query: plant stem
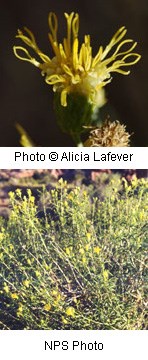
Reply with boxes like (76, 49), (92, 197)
(71, 133), (83, 147)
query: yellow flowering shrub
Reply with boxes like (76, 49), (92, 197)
(0, 177), (147, 330)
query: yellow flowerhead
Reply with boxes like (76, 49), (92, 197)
(3, 284), (9, 294)
(11, 293), (19, 300)
(43, 303), (51, 311)
(0, 233), (4, 241)
(17, 303), (23, 316)
(86, 232), (91, 240)
(103, 270), (109, 282)
(65, 306), (75, 317)
(93, 246), (101, 254)
(13, 12), (141, 107)
(23, 279), (30, 288)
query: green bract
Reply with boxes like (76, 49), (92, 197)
(54, 92), (94, 144)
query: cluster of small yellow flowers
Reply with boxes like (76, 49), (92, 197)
(42, 288), (63, 312)
(17, 303), (23, 317)
(136, 238), (142, 248)
(52, 289), (62, 305)
(44, 263), (50, 271)
(67, 193), (73, 201)
(11, 293), (19, 300)
(65, 306), (75, 317)
(139, 210), (147, 221)
(15, 188), (22, 198)
(35, 270), (40, 277)
(8, 243), (14, 252)
(122, 177), (128, 189)
(29, 195), (35, 203)
(85, 244), (90, 251)
(84, 120), (131, 146)
(103, 270), (109, 282)
(79, 247), (84, 255)
(3, 283), (9, 294)
(9, 189), (37, 222)
(65, 247), (73, 256)
(62, 316), (68, 324)
(64, 200), (68, 207)
(27, 258), (34, 266)
(0, 232), (4, 241)
(73, 187), (80, 195)
(13, 12), (141, 108)
(8, 191), (15, 201)
(86, 232), (91, 241)
(82, 256), (87, 264)
(58, 177), (67, 187)
(93, 246), (101, 254)
(86, 220), (91, 225)
(23, 279), (30, 288)
(43, 303), (51, 311)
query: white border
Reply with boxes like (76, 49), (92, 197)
(0, 147), (147, 169)
(0, 330), (147, 360)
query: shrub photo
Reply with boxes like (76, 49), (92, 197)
(0, 172), (147, 329)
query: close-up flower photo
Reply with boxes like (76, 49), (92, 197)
(13, 13), (140, 146)
(0, 169), (147, 329)
(0, 0), (147, 146)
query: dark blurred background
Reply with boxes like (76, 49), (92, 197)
(0, 0), (147, 146)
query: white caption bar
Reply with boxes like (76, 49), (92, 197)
(0, 147), (147, 169)
(0, 330), (146, 360)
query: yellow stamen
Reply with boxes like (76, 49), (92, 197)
(48, 12), (58, 42)
(13, 46), (40, 66)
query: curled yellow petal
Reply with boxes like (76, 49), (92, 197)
(13, 46), (40, 67)
(48, 12), (58, 42)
